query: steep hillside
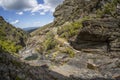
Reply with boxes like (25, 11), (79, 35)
(0, 17), (59, 80)
(0, 16), (29, 53)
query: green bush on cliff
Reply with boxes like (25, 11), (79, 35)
(60, 47), (75, 58)
(58, 21), (82, 39)
(65, 48), (75, 58)
(0, 40), (22, 54)
(97, 0), (120, 18)
(57, 17), (90, 39)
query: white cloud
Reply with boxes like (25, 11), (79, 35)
(16, 12), (23, 15)
(31, 4), (51, 14)
(31, 0), (64, 14)
(11, 20), (19, 24)
(40, 12), (46, 15)
(31, 13), (35, 16)
(0, 0), (38, 10)
(0, 0), (64, 15)
(0, 1), (1, 6)
(44, 0), (64, 10)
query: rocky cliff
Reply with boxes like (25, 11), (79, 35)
(53, 0), (120, 26)
(73, 17), (120, 53)
(53, 0), (105, 26)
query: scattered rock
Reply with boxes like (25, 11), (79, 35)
(87, 63), (98, 70)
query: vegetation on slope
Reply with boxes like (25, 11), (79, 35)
(30, 23), (52, 36)
(42, 32), (58, 51)
(57, 16), (90, 40)
(0, 16), (29, 54)
(0, 40), (22, 54)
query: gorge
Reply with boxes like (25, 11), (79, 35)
(0, 0), (120, 80)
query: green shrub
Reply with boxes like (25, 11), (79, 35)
(97, 0), (120, 18)
(42, 32), (58, 51)
(57, 17), (90, 39)
(61, 47), (75, 58)
(66, 48), (75, 58)
(58, 21), (81, 39)
(0, 40), (22, 54)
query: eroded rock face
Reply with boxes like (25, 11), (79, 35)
(53, 0), (108, 26)
(0, 52), (56, 80)
(74, 17), (120, 52)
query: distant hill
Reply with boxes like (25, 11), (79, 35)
(23, 27), (38, 33)
(0, 16), (29, 53)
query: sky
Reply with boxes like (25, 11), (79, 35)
(0, 0), (64, 28)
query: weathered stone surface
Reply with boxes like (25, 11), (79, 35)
(74, 17), (120, 52)
(50, 52), (120, 80)
(0, 52), (56, 80)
